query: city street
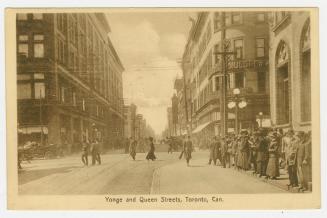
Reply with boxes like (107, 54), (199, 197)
(19, 143), (286, 195)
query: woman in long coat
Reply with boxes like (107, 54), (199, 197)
(129, 139), (137, 160)
(266, 132), (280, 179)
(146, 137), (156, 161)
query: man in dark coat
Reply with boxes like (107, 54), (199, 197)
(208, 136), (218, 165)
(220, 137), (228, 168)
(183, 135), (193, 166)
(146, 137), (156, 161)
(255, 130), (268, 177)
(296, 131), (311, 191)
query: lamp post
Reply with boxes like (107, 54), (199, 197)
(227, 88), (247, 134)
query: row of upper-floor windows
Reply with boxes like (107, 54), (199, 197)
(17, 33), (44, 58)
(213, 12), (266, 32)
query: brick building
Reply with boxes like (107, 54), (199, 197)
(183, 12), (270, 138)
(268, 11), (311, 131)
(16, 13), (124, 153)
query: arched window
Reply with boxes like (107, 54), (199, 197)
(300, 20), (311, 122)
(275, 41), (290, 125)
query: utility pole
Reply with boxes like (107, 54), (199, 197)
(215, 12), (236, 137)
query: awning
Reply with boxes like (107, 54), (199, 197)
(192, 121), (211, 134)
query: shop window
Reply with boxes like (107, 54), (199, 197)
(17, 83), (32, 99)
(34, 82), (45, 99)
(256, 38), (265, 58)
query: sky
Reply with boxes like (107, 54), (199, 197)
(106, 11), (194, 135)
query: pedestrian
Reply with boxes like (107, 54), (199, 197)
(183, 135), (193, 166)
(91, 139), (101, 165)
(146, 137), (156, 161)
(129, 138), (137, 160)
(167, 137), (173, 154)
(81, 138), (89, 166)
(266, 131), (280, 179)
(236, 135), (243, 170)
(208, 136), (218, 165)
(282, 129), (294, 170)
(255, 130), (269, 177)
(220, 136), (228, 168)
(286, 131), (298, 188)
(179, 136), (186, 159)
(296, 131), (310, 191)
(240, 131), (250, 170)
(249, 132), (257, 172)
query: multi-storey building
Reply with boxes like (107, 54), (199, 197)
(166, 107), (174, 137)
(16, 13), (124, 153)
(183, 12), (270, 137)
(173, 78), (188, 136)
(268, 11), (311, 131)
(123, 103), (137, 139)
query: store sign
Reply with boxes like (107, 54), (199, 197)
(227, 60), (267, 70)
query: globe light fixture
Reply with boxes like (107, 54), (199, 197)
(228, 101), (236, 109)
(233, 88), (240, 95)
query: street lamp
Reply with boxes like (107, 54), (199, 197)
(227, 88), (247, 134)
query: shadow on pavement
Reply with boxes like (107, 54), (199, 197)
(18, 166), (81, 185)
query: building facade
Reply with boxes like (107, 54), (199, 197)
(123, 103), (137, 139)
(183, 12), (270, 138)
(16, 13), (124, 153)
(268, 11), (311, 131)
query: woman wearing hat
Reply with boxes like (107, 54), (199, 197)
(146, 137), (156, 161)
(266, 131), (280, 179)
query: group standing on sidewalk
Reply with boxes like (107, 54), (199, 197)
(198, 127), (312, 192)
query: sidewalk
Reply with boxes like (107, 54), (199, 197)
(223, 164), (310, 193)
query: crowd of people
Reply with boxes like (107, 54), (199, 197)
(203, 128), (312, 192)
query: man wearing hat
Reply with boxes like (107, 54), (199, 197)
(296, 131), (309, 191)
(266, 131), (280, 179)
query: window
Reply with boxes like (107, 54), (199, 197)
(34, 83), (45, 99)
(257, 72), (266, 92)
(234, 39), (244, 59)
(61, 87), (65, 103)
(17, 14), (27, 20)
(82, 98), (86, 111)
(18, 44), (29, 58)
(34, 73), (44, 79)
(225, 13), (232, 26)
(256, 13), (265, 22)
(215, 76), (221, 91)
(32, 13), (43, 20)
(18, 34), (29, 58)
(17, 83), (32, 99)
(235, 72), (245, 88)
(33, 34), (44, 58)
(214, 12), (221, 31)
(57, 38), (66, 64)
(72, 92), (76, 106)
(256, 38), (265, 58)
(232, 13), (241, 24)
(214, 43), (220, 64)
(17, 74), (30, 81)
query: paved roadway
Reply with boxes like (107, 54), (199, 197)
(18, 143), (286, 195)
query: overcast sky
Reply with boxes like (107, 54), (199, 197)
(107, 11), (194, 135)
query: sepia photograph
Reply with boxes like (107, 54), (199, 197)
(5, 7), (320, 210)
